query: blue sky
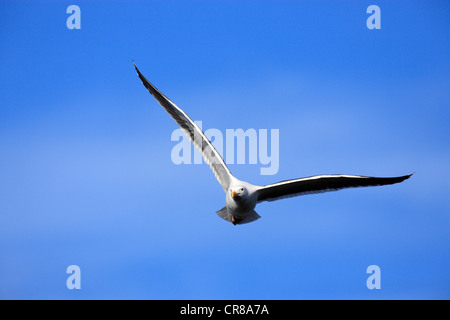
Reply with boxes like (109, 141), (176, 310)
(0, 0), (449, 299)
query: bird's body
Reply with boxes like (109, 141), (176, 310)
(134, 63), (412, 225)
(226, 181), (259, 224)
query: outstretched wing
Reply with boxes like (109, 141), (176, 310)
(257, 174), (412, 203)
(134, 63), (233, 192)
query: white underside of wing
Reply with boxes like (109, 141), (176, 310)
(256, 174), (412, 203)
(264, 174), (369, 188)
(134, 64), (233, 191)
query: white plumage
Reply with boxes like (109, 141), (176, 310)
(134, 63), (412, 225)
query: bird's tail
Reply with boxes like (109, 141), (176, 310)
(216, 206), (261, 225)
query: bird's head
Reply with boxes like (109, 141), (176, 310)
(230, 185), (247, 200)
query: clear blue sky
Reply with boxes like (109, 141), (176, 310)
(0, 0), (449, 299)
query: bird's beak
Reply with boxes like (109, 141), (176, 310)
(232, 191), (238, 198)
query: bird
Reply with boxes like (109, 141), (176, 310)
(133, 63), (412, 225)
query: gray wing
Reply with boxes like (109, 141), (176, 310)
(257, 174), (412, 203)
(134, 63), (233, 192)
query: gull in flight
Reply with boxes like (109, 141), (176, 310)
(134, 63), (412, 225)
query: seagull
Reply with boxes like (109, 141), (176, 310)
(134, 63), (412, 225)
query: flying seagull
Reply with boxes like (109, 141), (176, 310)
(134, 63), (412, 225)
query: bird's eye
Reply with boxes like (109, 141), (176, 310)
(241, 188), (244, 191)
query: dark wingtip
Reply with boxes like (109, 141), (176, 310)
(400, 173), (414, 182)
(132, 63), (159, 97)
(132, 61), (146, 83)
(132, 60), (143, 76)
